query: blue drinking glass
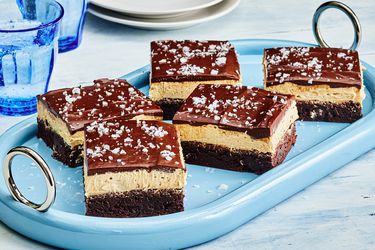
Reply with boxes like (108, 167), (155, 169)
(57, 0), (88, 53)
(0, 0), (63, 116)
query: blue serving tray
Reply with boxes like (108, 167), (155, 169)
(1, 39), (375, 250)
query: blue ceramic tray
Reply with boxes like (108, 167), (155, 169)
(1, 39), (375, 250)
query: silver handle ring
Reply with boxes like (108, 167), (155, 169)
(313, 1), (362, 50)
(2, 146), (56, 212)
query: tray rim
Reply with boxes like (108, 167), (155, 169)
(1, 38), (374, 236)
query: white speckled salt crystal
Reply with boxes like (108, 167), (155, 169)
(215, 57), (227, 66)
(160, 150), (176, 161)
(178, 64), (205, 75)
(72, 87), (81, 95)
(347, 63), (354, 71)
(217, 184), (229, 191)
(111, 148), (120, 154)
(192, 96), (207, 106)
(141, 123), (169, 138)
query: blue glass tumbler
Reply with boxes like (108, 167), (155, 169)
(57, 0), (88, 53)
(0, 0), (63, 116)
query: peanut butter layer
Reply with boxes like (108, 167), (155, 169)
(84, 169), (186, 197)
(265, 82), (364, 106)
(175, 102), (298, 154)
(149, 79), (241, 101)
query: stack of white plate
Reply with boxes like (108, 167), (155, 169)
(88, 0), (241, 30)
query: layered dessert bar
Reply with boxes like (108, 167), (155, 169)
(173, 84), (298, 174)
(84, 119), (186, 217)
(37, 78), (163, 167)
(149, 40), (241, 119)
(263, 47), (365, 122)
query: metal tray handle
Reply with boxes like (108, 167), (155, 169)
(2, 146), (56, 212)
(313, 1), (362, 50)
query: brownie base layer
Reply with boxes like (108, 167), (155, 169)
(37, 119), (83, 167)
(155, 98), (184, 120)
(86, 189), (184, 218)
(181, 124), (297, 175)
(297, 100), (362, 122)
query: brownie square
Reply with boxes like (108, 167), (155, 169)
(263, 47), (365, 122)
(84, 119), (186, 217)
(173, 84), (298, 174)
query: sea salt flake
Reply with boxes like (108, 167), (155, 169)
(217, 184), (229, 191)
(160, 150), (176, 161)
(141, 124), (169, 138)
(210, 69), (219, 75)
(215, 57), (227, 66)
(178, 64), (205, 75)
(192, 96), (207, 106)
(347, 63), (354, 71)
(111, 148), (120, 154)
(72, 87), (81, 95)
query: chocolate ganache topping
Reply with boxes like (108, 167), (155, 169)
(173, 84), (295, 139)
(264, 47), (362, 88)
(151, 40), (241, 82)
(38, 78), (163, 133)
(84, 119), (184, 175)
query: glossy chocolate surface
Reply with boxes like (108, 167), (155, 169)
(85, 120), (184, 175)
(151, 40), (241, 82)
(264, 47), (362, 88)
(173, 84), (295, 138)
(38, 79), (163, 133)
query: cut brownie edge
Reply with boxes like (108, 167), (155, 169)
(297, 100), (362, 122)
(37, 119), (83, 167)
(155, 98), (185, 120)
(181, 124), (296, 175)
(86, 189), (184, 218)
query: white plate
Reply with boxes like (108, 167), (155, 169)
(88, 0), (240, 30)
(89, 0), (224, 18)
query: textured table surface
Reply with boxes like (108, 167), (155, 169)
(1, 0), (375, 249)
